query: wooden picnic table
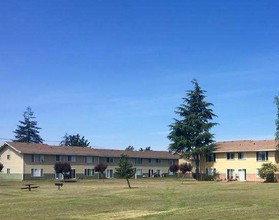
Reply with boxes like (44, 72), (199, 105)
(54, 182), (63, 190)
(21, 184), (39, 191)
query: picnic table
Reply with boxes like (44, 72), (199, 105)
(55, 182), (63, 190)
(21, 184), (39, 191)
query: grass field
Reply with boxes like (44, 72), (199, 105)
(0, 178), (279, 220)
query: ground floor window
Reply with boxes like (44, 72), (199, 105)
(7, 168), (10, 174)
(85, 169), (95, 176)
(106, 169), (113, 178)
(136, 169), (143, 176)
(256, 168), (260, 178)
(206, 168), (216, 176)
(31, 168), (43, 177)
(55, 173), (63, 179)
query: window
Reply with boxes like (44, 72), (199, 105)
(106, 157), (113, 163)
(169, 159), (175, 165)
(32, 155), (44, 163)
(227, 153), (235, 160)
(148, 159), (152, 163)
(7, 155), (11, 160)
(85, 156), (94, 163)
(238, 152), (246, 160)
(135, 158), (142, 164)
(136, 169), (143, 176)
(68, 155), (76, 162)
(227, 169), (235, 179)
(56, 155), (63, 162)
(7, 168), (10, 174)
(84, 169), (94, 176)
(156, 159), (161, 164)
(31, 168), (43, 177)
(256, 152), (268, 161)
(206, 153), (216, 162)
(206, 168), (216, 176)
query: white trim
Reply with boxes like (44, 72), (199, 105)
(4, 142), (22, 154)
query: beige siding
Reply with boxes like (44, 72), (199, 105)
(0, 145), (24, 176)
(201, 151), (278, 181)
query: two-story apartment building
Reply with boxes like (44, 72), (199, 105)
(0, 142), (178, 180)
(200, 140), (279, 181)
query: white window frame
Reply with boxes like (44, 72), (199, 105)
(68, 155), (76, 162)
(238, 152), (246, 160)
(85, 156), (94, 163)
(227, 153), (235, 160)
(84, 169), (94, 176)
(257, 151), (268, 161)
(136, 169), (143, 176)
(256, 168), (260, 178)
(32, 154), (44, 163)
(31, 168), (44, 177)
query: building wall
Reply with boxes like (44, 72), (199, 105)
(201, 151), (278, 181)
(24, 154), (98, 180)
(0, 145), (23, 180)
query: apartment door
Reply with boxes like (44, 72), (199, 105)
(70, 169), (76, 179)
(238, 169), (246, 181)
(106, 169), (113, 178)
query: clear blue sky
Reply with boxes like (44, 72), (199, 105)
(0, 0), (278, 150)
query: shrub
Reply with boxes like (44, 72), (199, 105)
(258, 162), (278, 182)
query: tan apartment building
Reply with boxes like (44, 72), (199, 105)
(0, 142), (178, 180)
(200, 140), (279, 181)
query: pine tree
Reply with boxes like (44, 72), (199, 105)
(14, 107), (44, 143)
(115, 154), (135, 188)
(168, 79), (217, 180)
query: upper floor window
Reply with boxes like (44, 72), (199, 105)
(85, 156), (94, 163)
(206, 153), (216, 162)
(156, 159), (161, 164)
(169, 159), (175, 165)
(256, 151), (268, 161)
(227, 153), (235, 160)
(7, 155), (11, 160)
(56, 155), (63, 162)
(106, 157), (113, 163)
(31, 154), (44, 163)
(148, 159), (152, 163)
(68, 155), (76, 162)
(238, 152), (246, 160)
(135, 158), (142, 164)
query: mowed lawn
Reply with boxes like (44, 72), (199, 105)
(1, 178), (279, 220)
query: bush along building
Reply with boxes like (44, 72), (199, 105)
(0, 142), (179, 180)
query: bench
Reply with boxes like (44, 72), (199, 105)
(55, 182), (63, 190)
(21, 184), (39, 191)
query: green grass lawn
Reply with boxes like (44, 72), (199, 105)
(0, 178), (279, 220)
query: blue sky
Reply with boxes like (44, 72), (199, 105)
(0, 0), (278, 150)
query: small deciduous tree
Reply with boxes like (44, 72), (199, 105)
(54, 162), (71, 179)
(95, 163), (107, 182)
(60, 133), (90, 147)
(259, 162), (278, 182)
(14, 106), (44, 143)
(169, 164), (179, 177)
(115, 154), (135, 188)
(179, 163), (193, 183)
(0, 162), (3, 172)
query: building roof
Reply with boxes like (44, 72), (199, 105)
(213, 140), (279, 153)
(1, 142), (178, 159)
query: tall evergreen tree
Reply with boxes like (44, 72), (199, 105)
(275, 95), (279, 141)
(168, 79), (217, 180)
(14, 107), (44, 143)
(60, 133), (90, 147)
